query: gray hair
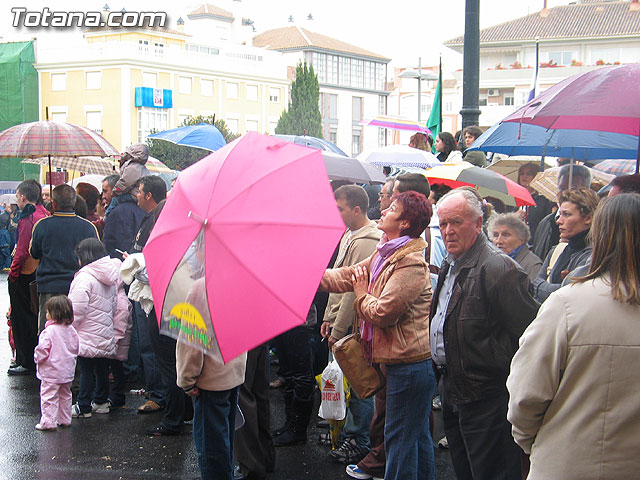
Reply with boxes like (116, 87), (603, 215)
(487, 212), (531, 243)
(437, 188), (483, 219)
(558, 164), (592, 187)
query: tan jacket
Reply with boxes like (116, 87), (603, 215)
(323, 221), (382, 341)
(321, 237), (431, 364)
(507, 276), (640, 479)
(176, 278), (246, 392)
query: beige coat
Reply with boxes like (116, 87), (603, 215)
(323, 221), (382, 341)
(176, 278), (246, 392)
(321, 237), (431, 364)
(507, 276), (640, 479)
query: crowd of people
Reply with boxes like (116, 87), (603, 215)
(3, 132), (640, 480)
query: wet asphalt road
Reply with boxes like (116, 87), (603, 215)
(0, 272), (455, 479)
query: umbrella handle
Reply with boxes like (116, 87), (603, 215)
(187, 211), (208, 225)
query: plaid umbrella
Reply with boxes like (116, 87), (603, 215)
(362, 115), (432, 135)
(21, 156), (117, 176)
(0, 121), (119, 158)
(146, 156), (173, 174)
(530, 166), (614, 202)
(591, 159), (637, 176)
(424, 161), (535, 207)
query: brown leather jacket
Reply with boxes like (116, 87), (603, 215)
(321, 237), (431, 365)
(430, 234), (539, 404)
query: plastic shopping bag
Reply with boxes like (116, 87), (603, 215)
(318, 360), (347, 421)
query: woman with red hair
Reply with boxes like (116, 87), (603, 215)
(321, 191), (435, 480)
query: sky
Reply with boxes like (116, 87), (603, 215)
(0, 0), (573, 70)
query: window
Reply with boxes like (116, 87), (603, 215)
(504, 95), (515, 106)
(86, 71), (101, 90)
(548, 51), (573, 66)
(226, 82), (238, 99)
(445, 101), (454, 113)
(269, 87), (280, 103)
(137, 106), (168, 142)
(246, 84), (258, 101)
(154, 42), (164, 56)
(138, 39), (149, 55)
(177, 114), (191, 125)
(329, 128), (337, 144)
(352, 97), (363, 123)
(321, 93), (338, 120)
(378, 127), (385, 147)
(268, 121), (278, 135)
(86, 111), (102, 134)
(352, 60), (363, 88)
(339, 57), (351, 86)
(201, 79), (213, 96)
(327, 55), (338, 84)
(178, 76), (192, 95)
(315, 53), (326, 83)
(246, 119), (259, 132)
(478, 93), (488, 107)
(352, 129), (362, 156)
(378, 95), (385, 115)
(591, 48), (619, 64)
(142, 72), (157, 88)
(376, 63), (385, 91)
(51, 111), (67, 122)
(226, 118), (238, 133)
(51, 73), (66, 91)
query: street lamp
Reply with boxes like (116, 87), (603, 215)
(399, 58), (438, 123)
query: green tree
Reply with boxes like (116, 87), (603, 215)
(275, 61), (323, 138)
(146, 115), (239, 171)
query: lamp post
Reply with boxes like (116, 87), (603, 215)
(460, 0), (481, 128)
(400, 58), (438, 123)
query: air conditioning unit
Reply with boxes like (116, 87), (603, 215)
(488, 89), (500, 97)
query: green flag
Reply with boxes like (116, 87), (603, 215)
(426, 57), (442, 153)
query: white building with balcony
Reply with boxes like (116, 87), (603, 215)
(444, 0), (640, 129)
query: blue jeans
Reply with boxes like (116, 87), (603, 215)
(193, 386), (239, 480)
(342, 384), (374, 448)
(77, 356), (110, 413)
(384, 359), (436, 480)
(133, 302), (164, 406)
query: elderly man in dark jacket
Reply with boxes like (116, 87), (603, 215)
(430, 189), (539, 480)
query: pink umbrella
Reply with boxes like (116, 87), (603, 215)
(144, 132), (345, 362)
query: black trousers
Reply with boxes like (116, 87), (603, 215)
(8, 273), (37, 370)
(150, 310), (191, 431)
(234, 345), (276, 476)
(441, 377), (522, 480)
(272, 325), (315, 401)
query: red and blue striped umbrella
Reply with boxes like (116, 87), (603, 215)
(0, 121), (119, 158)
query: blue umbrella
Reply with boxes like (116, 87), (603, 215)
(148, 123), (226, 152)
(468, 121), (638, 162)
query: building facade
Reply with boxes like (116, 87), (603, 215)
(253, 26), (390, 156)
(444, 0), (640, 129)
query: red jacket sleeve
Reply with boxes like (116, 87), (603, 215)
(9, 217), (34, 281)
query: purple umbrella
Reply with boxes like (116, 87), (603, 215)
(501, 64), (640, 172)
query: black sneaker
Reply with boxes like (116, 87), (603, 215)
(329, 438), (369, 464)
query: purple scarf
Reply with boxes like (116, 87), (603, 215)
(360, 235), (412, 362)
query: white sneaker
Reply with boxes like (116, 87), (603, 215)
(35, 423), (56, 431)
(345, 464), (384, 480)
(91, 401), (110, 414)
(71, 403), (91, 418)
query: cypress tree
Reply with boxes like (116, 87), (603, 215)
(275, 61), (323, 137)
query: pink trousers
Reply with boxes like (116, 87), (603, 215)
(39, 381), (72, 429)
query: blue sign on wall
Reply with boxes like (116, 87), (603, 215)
(135, 87), (173, 108)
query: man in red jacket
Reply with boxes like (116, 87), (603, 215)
(8, 180), (49, 375)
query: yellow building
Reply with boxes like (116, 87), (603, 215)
(35, 5), (290, 152)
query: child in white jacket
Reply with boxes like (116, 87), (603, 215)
(34, 295), (79, 431)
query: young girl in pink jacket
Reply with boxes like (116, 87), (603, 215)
(34, 295), (79, 430)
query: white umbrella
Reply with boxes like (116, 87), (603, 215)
(357, 145), (440, 169)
